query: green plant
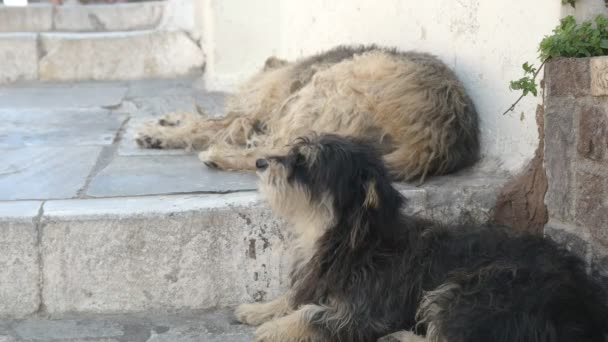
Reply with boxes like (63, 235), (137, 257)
(562, 0), (577, 8)
(504, 15), (608, 115)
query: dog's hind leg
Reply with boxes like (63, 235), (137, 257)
(234, 293), (293, 326)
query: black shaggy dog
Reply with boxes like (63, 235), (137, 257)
(235, 134), (608, 342)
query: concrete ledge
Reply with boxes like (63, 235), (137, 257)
(41, 193), (290, 314)
(39, 31), (205, 81)
(0, 2), (164, 33)
(0, 33), (38, 84)
(0, 201), (42, 318)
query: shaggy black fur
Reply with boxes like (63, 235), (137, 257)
(270, 134), (608, 342)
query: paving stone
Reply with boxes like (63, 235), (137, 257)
(0, 33), (38, 84)
(53, 2), (164, 32)
(86, 155), (257, 197)
(14, 319), (124, 340)
(0, 109), (126, 148)
(0, 146), (103, 200)
(0, 85), (127, 109)
(0, 201), (41, 318)
(39, 31), (205, 81)
(2, 309), (252, 342)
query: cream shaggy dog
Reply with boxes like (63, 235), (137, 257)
(136, 45), (479, 182)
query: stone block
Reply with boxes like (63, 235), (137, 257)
(590, 56), (608, 97)
(0, 201), (42, 318)
(53, 2), (164, 32)
(545, 58), (590, 98)
(41, 193), (290, 314)
(575, 170), (608, 247)
(0, 146), (103, 200)
(0, 5), (53, 32)
(39, 31), (205, 81)
(543, 98), (578, 223)
(577, 104), (607, 161)
(0, 33), (38, 84)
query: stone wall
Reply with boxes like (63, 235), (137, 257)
(544, 56), (608, 287)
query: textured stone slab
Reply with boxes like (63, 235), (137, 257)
(1, 309), (252, 341)
(53, 2), (164, 32)
(41, 193), (288, 313)
(590, 56), (608, 97)
(86, 155), (257, 197)
(0, 5), (52, 32)
(0, 108), (125, 148)
(543, 98), (577, 223)
(0, 201), (41, 318)
(545, 58), (590, 98)
(0, 33), (38, 84)
(0, 146), (102, 200)
(0, 85), (127, 109)
(39, 31), (205, 81)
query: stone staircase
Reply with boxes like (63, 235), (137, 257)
(0, 80), (507, 341)
(0, 1), (204, 83)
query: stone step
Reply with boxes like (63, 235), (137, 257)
(0, 2), (165, 33)
(0, 30), (204, 83)
(0, 308), (254, 341)
(0, 168), (505, 318)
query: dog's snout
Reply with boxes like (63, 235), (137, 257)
(256, 158), (269, 171)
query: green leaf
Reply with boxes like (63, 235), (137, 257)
(601, 39), (608, 49)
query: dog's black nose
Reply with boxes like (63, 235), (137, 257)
(256, 158), (269, 170)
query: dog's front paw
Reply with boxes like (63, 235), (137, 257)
(235, 303), (273, 326)
(135, 134), (164, 149)
(254, 319), (317, 342)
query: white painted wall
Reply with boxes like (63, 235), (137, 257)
(198, 0), (606, 172)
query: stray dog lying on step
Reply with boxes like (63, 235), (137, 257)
(136, 45), (479, 183)
(235, 134), (608, 342)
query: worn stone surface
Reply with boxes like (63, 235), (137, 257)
(543, 98), (577, 223)
(86, 155), (258, 197)
(39, 31), (205, 81)
(0, 146), (103, 200)
(0, 201), (41, 318)
(0, 5), (53, 32)
(0, 308), (253, 341)
(494, 105), (547, 234)
(590, 56), (608, 97)
(0, 109), (125, 148)
(0, 33), (38, 84)
(41, 193), (289, 314)
(575, 169), (608, 247)
(545, 58), (590, 98)
(0, 84), (127, 109)
(53, 2), (164, 32)
(577, 104), (607, 161)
